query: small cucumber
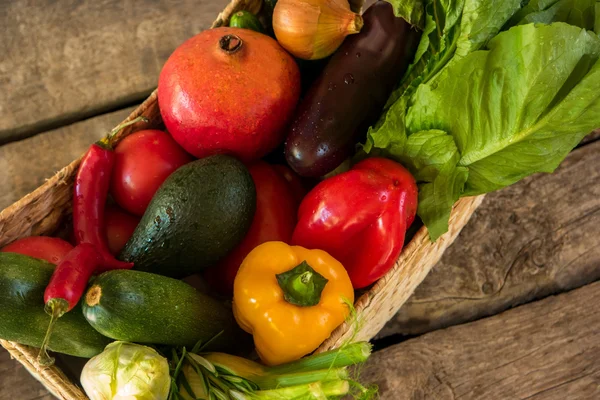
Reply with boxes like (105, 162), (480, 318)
(0, 253), (111, 358)
(82, 270), (250, 352)
(229, 11), (264, 33)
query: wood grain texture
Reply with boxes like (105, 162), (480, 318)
(362, 281), (600, 400)
(581, 129), (600, 145)
(0, 348), (54, 400)
(0, 107), (135, 211)
(0, 0), (229, 144)
(380, 140), (600, 337)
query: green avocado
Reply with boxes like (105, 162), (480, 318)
(119, 155), (256, 278)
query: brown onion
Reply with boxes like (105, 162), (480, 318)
(273, 0), (363, 60)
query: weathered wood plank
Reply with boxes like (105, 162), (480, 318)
(0, 107), (135, 211)
(380, 139), (600, 337)
(0, 0), (229, 144)
(0, 349), (54, 400)
(362, 281), (600, 400)
(581, 129), (600, 146)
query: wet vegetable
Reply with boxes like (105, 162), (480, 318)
(38, 243), (102, 366)
(110, 129), (192, 217)
(74, 117), (147, 271)
(284, 1), (421, 177)
(1, 236), (73, 265)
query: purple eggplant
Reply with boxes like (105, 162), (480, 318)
(284, 0), (421, 177)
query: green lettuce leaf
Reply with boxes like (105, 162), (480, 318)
(503, 0), (561, 27)
(596, 2), (600, 32)
(405, 23), (600, 232)
(464, 51), (600, 194)
(386, 0), (426, 28)
(368, 0), (466, 154)
(368, 3), (600, 241)
(504, 0), (598, 30)
(383, 0), (464, 110)
(395, 130), (469, 239)
(456, 0), (521, 56)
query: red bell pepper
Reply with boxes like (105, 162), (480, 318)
(204, 161), (298, 295)
(291, 157), (418, 289)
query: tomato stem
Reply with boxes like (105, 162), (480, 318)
(97, 116), (149, 148)
(37, 298), (69, 367)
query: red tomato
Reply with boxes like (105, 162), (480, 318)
(104, 206), (140, 255)
(110, 129), (192, 216)
(1, 236), (73, 265)
(204, 161), (298, 295)
(272, 164), (308, 206)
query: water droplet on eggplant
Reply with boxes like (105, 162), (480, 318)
(343, 73), (354, 84)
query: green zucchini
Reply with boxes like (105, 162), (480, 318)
(82, 270), (250, 352)
(229, 11), (264, 33)
(0, 253), (111, 358)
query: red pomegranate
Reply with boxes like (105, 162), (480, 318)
(158, 28), (301, 162)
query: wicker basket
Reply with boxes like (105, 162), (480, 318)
(0, 1), (484, 398)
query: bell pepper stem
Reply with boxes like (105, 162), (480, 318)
(276, 261), (329, 307)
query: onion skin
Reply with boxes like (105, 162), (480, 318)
(284, 1), (422, 177)
(273, 0), (363, 60)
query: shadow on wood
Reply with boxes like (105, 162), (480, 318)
(362, 281), (600, 400)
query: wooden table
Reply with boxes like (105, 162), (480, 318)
(1, 1), (599, 399)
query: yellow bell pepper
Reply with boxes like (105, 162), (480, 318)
(233, 241), (354, 366)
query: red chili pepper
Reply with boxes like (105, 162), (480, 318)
(291, 157), (418, 289)
(37, 243), (101, 366)
(73, 117), (146, 272)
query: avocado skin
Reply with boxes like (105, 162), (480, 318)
(119, 155), (256, 278)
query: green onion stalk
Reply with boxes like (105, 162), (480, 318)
(168, 342), (376, 400)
